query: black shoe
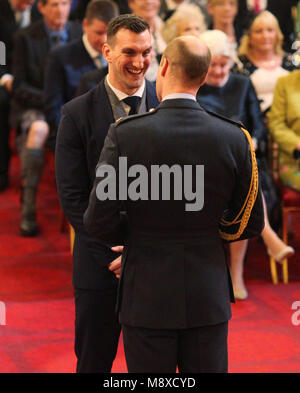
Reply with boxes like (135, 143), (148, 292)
(0, 174), (8, 191)
(20, 216), (39, 237)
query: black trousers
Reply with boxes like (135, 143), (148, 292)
(74, 287), (121, 373)
(122, 322), (228, 373)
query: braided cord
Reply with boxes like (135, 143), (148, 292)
(219, 127), (259, 241)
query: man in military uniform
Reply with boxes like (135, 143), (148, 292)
(84, 36), (264, 372)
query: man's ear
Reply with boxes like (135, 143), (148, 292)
(37, 0), (45, 15)
(200, 73), (207, 86)
(102, 43), (111, 63)
(160, 56), (169, 77)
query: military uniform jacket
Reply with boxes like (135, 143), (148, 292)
(84, 98), (264, 329)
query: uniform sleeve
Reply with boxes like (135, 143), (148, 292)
(219, 129), (265, 241)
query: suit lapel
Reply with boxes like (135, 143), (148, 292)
(90, 79), (159, 155)
(33, 21), (50, 61)
(77, 39), (96, 68)
(90, 79), (115, 155)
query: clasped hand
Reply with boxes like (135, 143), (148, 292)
(108, 246), (123, 279)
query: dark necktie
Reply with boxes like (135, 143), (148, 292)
(122, 96), (141, 115)
(51, 33), (62, 47)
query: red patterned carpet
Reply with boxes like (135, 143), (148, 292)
(0, 151), (299, 373)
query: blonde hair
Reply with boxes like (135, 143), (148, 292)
(199, 29), (235, 59)
(238, 11), (284, 57)
(161, 4), (206, 44)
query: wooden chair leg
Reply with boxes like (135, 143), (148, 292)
(282, 259), (289, 284)
(70, 225), (75, 254)
(282, 209), (289, 283)
(270, 257), (278, 284)
(282, 208), (288, 244)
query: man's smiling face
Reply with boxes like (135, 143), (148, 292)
(103, 28), (152, 95)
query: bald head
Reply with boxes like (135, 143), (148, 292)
(164, 36), (211, 87)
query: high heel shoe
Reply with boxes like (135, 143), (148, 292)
(267, 246), (295, 263)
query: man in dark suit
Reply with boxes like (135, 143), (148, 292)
(84, 35), (264, 372)
(55, 14), (159, 373)
(0, 0), (40, 191)
(44, 0), (118, 135)
(10, 0), (82, 236)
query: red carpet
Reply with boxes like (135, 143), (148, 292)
(0, 151), (299, 373)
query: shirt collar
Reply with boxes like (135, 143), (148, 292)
(106, 76), (146, 101)
(162, 93), (196, 101)
(82, 33), (101, 59)
(44, 21), (69, 42)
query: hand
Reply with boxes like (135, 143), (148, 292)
(252, 137), (258, 151)
(108, 245), (124, 279)
(4, 78), (13, 92)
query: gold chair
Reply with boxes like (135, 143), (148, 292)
(70, 225), (75, 254)
(268, 137), (300, 284)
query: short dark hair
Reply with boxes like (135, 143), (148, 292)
(85, 0), (119, 25)
(107, 14), (150, 46)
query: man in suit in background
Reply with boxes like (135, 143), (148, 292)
(44, 0), (118, 135)
(0, 0), (39, 191)
(84, 35), (264, 372)
(55, 14), (159, 373)
(10, 0), (82, 236)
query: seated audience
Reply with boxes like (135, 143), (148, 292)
(44, 0), (118, 136)
(10, 0), (82, 236)
(161, 3), (206, 44)
(268, 70), (300, 192)
(0, 0), (39, 191)
(197, 30), (294, 300)
(70, 0), (130, 20)
(237, 0), (298, 52)
(238, 10), (297, 114)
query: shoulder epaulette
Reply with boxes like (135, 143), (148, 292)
(114, 107), (158, 127)
(205, 108), (245, 129)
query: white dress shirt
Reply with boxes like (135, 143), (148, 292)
(82, 34), (106, 68)
(163, 93), (196, 101)
(106, 76), (146, 115)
